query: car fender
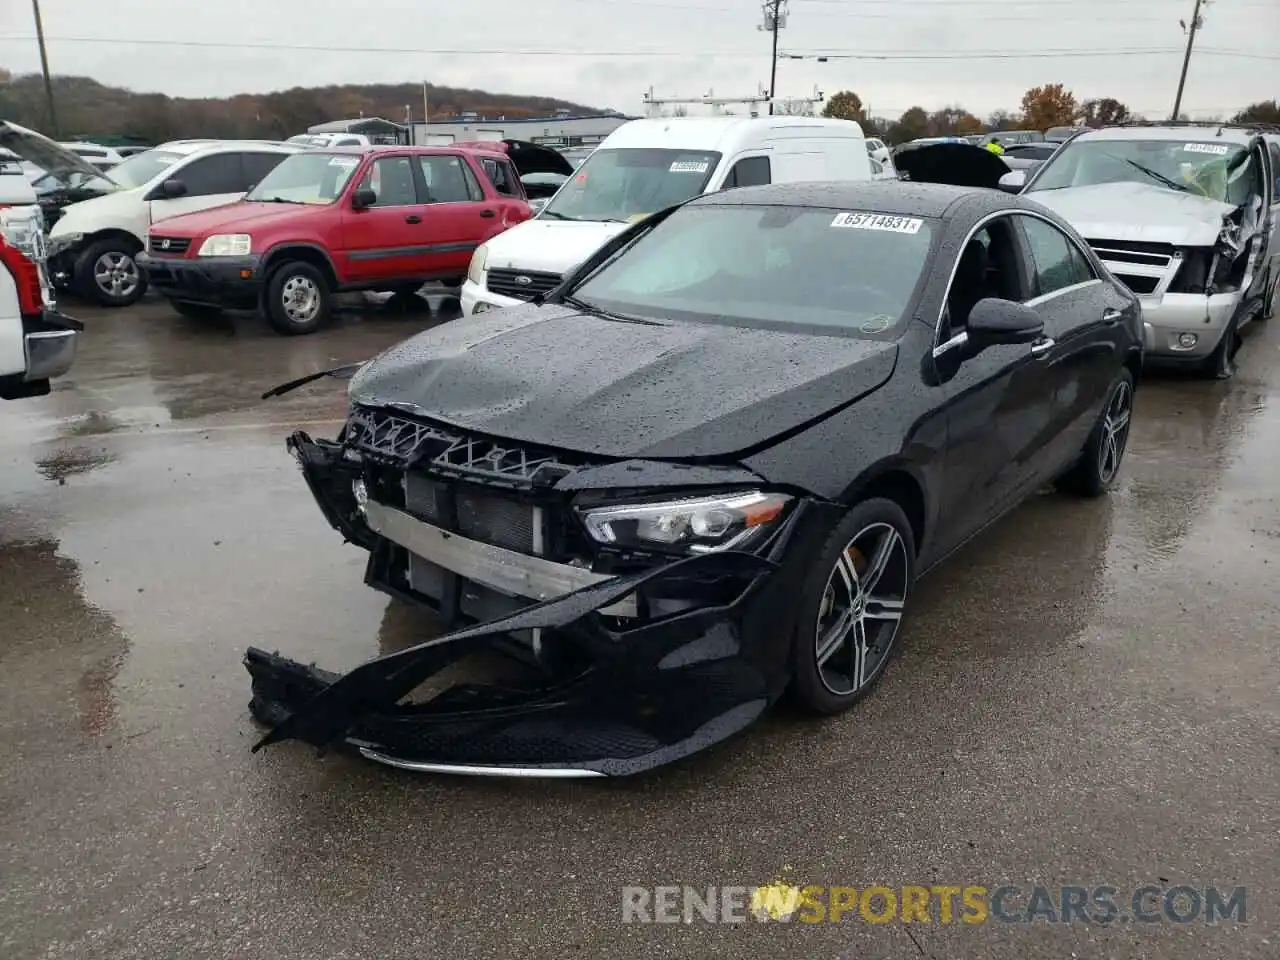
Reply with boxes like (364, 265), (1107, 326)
(259, 241), (339, 285)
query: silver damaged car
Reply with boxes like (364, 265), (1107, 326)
(1009, 124), (1278, 379)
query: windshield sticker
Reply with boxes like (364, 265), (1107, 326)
(670, 160), (710, 173)
(327, 156), (359, 168)
(831, 212), (923, 234)
(1183, 143), (1230, 155)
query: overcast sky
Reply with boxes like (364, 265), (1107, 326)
(1, 0), (1276, 120)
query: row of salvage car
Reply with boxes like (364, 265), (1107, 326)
(245, 117), (1278, 777)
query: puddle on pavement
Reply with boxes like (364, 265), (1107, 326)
(34, 446), (118, 483)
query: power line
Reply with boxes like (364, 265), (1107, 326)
(3, 35), (1274, 60)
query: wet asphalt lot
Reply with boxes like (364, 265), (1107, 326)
(1, 292), (1277, 960)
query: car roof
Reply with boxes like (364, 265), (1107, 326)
(1072, 125), (1254, 145)
(691, 180), (1002, 218)
(316, 143), (507, 158)
(154, 139), (297, 155)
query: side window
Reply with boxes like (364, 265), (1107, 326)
(417, 155), (479, 204)
(174, 154), (245, 196)
(1020, 216), (1094, 298)
(337, 138), (362, 147)
(722, 156), (771, 189)
(242, 152), (286, 191)
(356, 156), (417, 206)
(481, 158), (518, 196)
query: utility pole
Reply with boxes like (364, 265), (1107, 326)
(759, 0), (788, 116)
(31, 0), (58, 136)
(1172, 0), (1206, 121)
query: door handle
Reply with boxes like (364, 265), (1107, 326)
(480, 209), (496, 218)
(1101, 307), (1123, 322)
(404, 215), (422, 224)
(1030, 338), (1056, 358)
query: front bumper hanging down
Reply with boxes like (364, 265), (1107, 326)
(245, 550), (779, 778)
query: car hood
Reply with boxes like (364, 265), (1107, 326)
(893, 141), (1011, 188)
(1027, 182), (1236, 246)
(348, 303), (899, 459)
(145, 201), (318, 237)
(48, 187), (145, 237)
(0, 122), (107, 183)
(483, 218), (633, 274)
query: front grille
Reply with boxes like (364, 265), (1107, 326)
(148, 235), (191, 256)
(347, 406), (580, 490)
(486, 267), (563, 301)
(1086, 237), (1181, 298)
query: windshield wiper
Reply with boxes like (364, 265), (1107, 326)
(1116, 157), (1189, 193)
(255, 196), (306, 204)
(561, 293), (666, 326)
(539, 210), (580, 221)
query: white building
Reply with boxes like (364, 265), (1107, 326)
(409, 113), (636, 150)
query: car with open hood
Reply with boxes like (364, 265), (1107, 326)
(0, 121), (118, 233)
(246, 180), (1142, 777)
(1011, 123), (1277, 378)
(136, 144), (534, 334)
(46, 140), (300, 307)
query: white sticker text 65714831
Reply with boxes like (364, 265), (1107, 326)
(830, 212), (924, 234)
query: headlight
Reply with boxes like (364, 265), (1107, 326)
(578, 491), (792, 554)
(197, 234), (252, 257)
(46, 231), (83, 256)
(467, 244), (488, 285)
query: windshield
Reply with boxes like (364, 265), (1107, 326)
(244, 152), (360, 204)
(107, 149), (185, 188)
(540, 148), (721, 222)
(1028, 138), (1255, 204)
(572, 204), (934, 335)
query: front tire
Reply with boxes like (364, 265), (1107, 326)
(1198, 320), (1238, 380)
(264, 261), (330, 335)
(1055, 370), (1134, 498)
(74, 238), (146, 306)
(790, 497), (916, 715)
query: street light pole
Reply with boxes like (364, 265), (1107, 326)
(31, 0), (58, 136)
(1171, 0), (1205, 121)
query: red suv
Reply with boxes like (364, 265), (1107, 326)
(137, 146), (533, 334)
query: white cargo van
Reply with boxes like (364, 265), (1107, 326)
(461, 116), (871, 315)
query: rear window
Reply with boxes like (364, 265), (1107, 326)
(573, 203), (934, 336)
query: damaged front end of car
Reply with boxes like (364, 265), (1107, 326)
(247, 406), (840, 777)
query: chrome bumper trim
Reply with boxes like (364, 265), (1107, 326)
(24, 329), (78, 382)
(363, 500), (638, 617)
(358, 746), (607, 778)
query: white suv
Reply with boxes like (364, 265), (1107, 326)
(47, 139), (299, 306)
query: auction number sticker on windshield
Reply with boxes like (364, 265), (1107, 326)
(328, 156), (360, 168)
(670, 160), (710, 173)
(1183, 143), (1230, 155)
(831, 212), (923, 234)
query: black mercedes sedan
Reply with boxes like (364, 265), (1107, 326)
(247, 181), (1143, 777)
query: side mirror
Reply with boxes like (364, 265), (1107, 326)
(351, 187), (377, 209)
(966, 298), (1045, 351)
(997, 170), (1025, 194)
(160, 178), (187, 199)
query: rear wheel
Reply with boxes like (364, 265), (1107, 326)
(264, 261), (330, 335)
(168, 300), (223, 321)
(1055, 370), (1134, 497)
(790, 498), (916, 715)
(74, 238), (146, 307)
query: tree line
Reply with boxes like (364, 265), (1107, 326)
(820, 86), (1280, 143)
(0, 69), (596, 143)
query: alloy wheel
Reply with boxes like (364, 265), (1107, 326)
(1098, 380), (1132, 484)
(281, 275), (321, 324)
(814, 521), (909, 696)
(94, 251), (139, 299)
